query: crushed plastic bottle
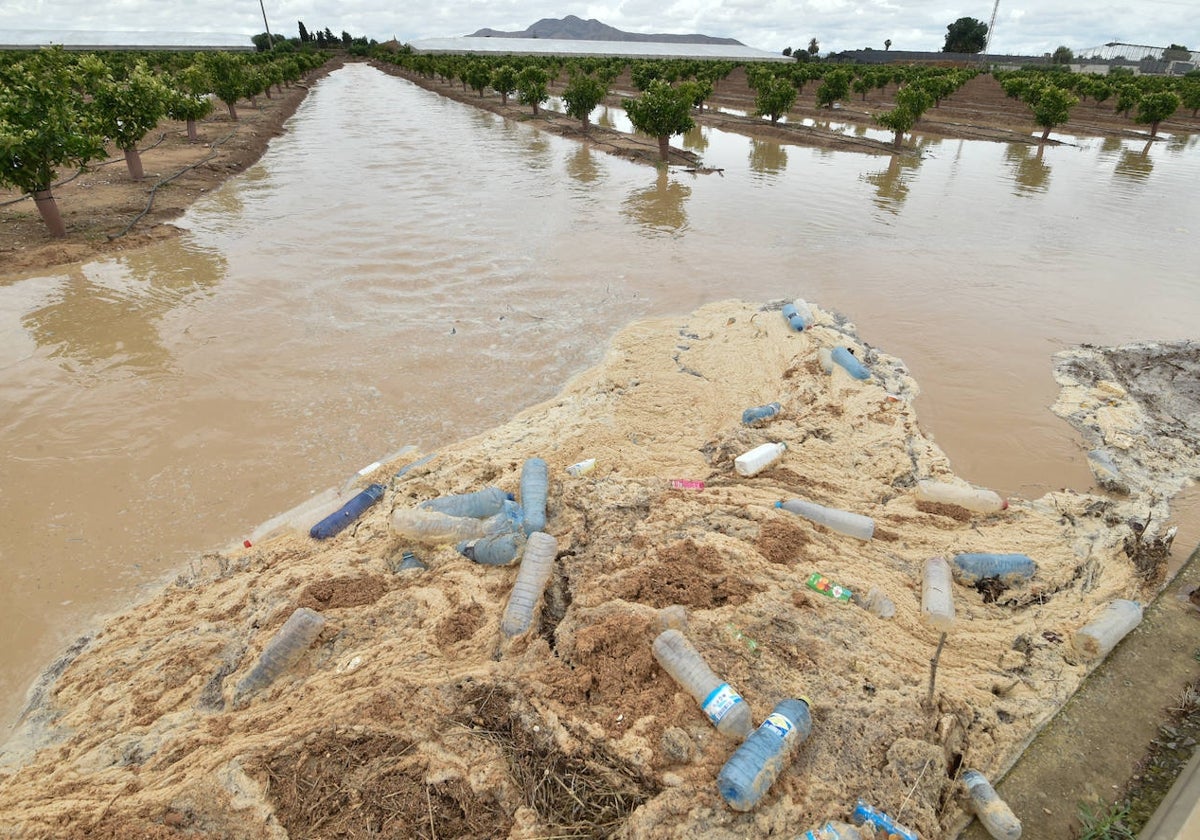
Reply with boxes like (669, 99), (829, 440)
(777, 498), (875, 540)
(520, 458), (549, 535)
(735, 442), (787, 477)
(391, 506), (520, 544)
(854, 586), (895, 619)
(717, 698), (813, 811)
(566, 458), (596, 477)
(1086, 448), (1128, 494)
(915, 479), (1008, 513)
(309, 483), (385, 540)
(742, 402), (782, 426)
(419, 486), (512, 518)
(499, 531), (557, 638)
(233, 607), (326, 706)
(830, 346), (870, 380)
(652, 628), (753, 740)
(850, 799), (918, 840)
(800, 821), (865, 840)
(962, 769), (1022, 840)
(457, 532), (522, 566)
(921, 556), (956, 633)
(1073, 599), (1143, 660)
(952, 553), (1037, 585)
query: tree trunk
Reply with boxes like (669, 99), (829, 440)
(1041, 126), (1052, 142)
(250, 95), (259, 108)
(531, 103), (539, 116)
(186, 118), (198, 142)
(1150, 120), (1160, 138)
(500, 92), (508, 105)
(581, 116), (589, 134)
(225, 100), (239, 121)
(123, 146), (145, 181)
(32, 189), (66, 237)
(658, 135), (670, 161)
(893, 129), (903, 150)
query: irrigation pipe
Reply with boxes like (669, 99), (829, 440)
(0, 133), (170, 208)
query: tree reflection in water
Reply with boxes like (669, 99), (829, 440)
(748, 137), (788, 179)
(622, 169), (691, 236)
(1005, 143), (1053, 196)
(863, 148), (925, 212)
(1114, 140), (1155, 181)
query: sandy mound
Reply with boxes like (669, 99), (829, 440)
(0, 300), (1182, 839)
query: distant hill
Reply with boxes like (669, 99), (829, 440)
(469, 15), (743, 46)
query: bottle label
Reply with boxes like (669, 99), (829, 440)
(806, 572), (852, 602)
(700, 683), (743, 724)
(669, 479), (705, 490)
(761, 712), (793, 739)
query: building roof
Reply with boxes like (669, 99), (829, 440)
(409, 36), (790, 62)
(0, 30), (254, 50)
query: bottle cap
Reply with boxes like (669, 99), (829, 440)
(774, 500), (783, 508)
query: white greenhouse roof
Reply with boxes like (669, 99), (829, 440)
(410, 36), (790, 62)
(0, 30), (254, 50)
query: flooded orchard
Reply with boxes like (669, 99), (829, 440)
(1, 60), (1198, 741)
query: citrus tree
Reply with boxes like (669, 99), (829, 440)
(516, 65), (549, 115)
(815, 69), (851, 108)
(490, 65), (517, 105)
(202, 51), (248, 119)
(1027, 84), (1079, 141)
(166, 64), (214, 141)
(0, 47), (108, 236)
(561, 72), (608, 132)
(875, 85), (933, 149)
(753, 75), (797, 124)
(623, 79), (695, 162)
(1134, 91), (1181, 137)
(87, 61), (170, 180)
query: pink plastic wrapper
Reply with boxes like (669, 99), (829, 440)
(669, 479), (705, 490)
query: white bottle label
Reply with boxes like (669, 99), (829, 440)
(762, 712), (794, 738)
(701, 683), (743, 723)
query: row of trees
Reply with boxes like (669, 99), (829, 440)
(1, 47), (328, 236)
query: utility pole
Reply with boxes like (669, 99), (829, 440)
(983, 0), (1000, 55)
(259, 0), (275, 49)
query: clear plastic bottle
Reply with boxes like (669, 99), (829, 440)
(915, 479), (1008, 513)
(735, 442), (787, 477)
(657, 604), (688, 632)
(309, 483), (386, 539)
(520, 457), (549, 535)
(742, 402), (782, 426)
(651, 628), (753, 740)
(831, 346), (870, 380)
(818, 347), (834, 374)
(791, 299), (816, 328)
(962, 769), (1022, 840)
(419, 486), (511, 518)
(233, 607), (326, 706)
(458, 532), (522, 566)
(855, 586), (895, 619)
(850, 799), (918, 840)
(716, 698), (812, 811)
(776, 498), (875, 541)
(922, 556), (956, 633)
(391, 506), (519, 543)
(952, 553), (1037, 585)
(1086, 449), (1128, 493)
(1073, 599), (1143, 660)
(500, 531), (557, 638)
(781, 302), (808, 331)
(566, 458), (596, 477)
(800, 821), (865, 840)
(395, 550), (427, 572)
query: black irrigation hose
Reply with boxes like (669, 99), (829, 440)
(1, 134), (173, 208)
(107, 129), (239, 241)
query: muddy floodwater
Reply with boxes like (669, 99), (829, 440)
(1, 63), (1199, 731)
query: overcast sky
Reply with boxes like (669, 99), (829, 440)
(0, 1), (1194, 57)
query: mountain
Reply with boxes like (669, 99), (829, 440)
(468, 15), (743, 46)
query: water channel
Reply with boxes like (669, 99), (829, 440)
(2, 62), (1198, 730)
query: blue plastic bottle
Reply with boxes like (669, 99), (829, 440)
(419, 486), (512, 518)
(396, 550), (427, 571)
(851, 799), (918, 840)
(782, 303), (807, 331)
(309, 484), (385, 539)
(520, 458), (549, 536)
(742, 402), (782, 426)
(830, 347), (870, 380)
(457, 532), (522, 566)
(716, 698), (813, 811)
(952, 553), (1037, 585)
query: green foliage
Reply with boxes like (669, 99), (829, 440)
(1180, 81), (1200, 116)
(1028, 84), (1079, 136)
(561, 73), (608, 127)
(1052, 46), (1074, 64)
(201, 51), (249, 109)
(943, 16), (988, 53)
(814, 69), (851, 107)
(87, 61), (170, 149)
(622, 79), (695, 160)
(1163, 44), (1191, 62)
(516, 65), (549, 114)
(1076, 801), (1136, 840)
(678, 79), (713, 110)
(0, 47), (108, 194)
(463, 60), (491, 96)
(630, 61), (666, 92)
(1114, 85), (1142, 116)
(753, 75), (796, 123)
(874, 85), (933, 148)
(1134, 91), (1181, 134)
(490, 65), (517, 104)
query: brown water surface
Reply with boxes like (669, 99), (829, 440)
(2, 64), (1199, 731)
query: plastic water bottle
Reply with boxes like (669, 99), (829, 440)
(915, 479), (1008, 513)
(500, 531), (557, 638)
(952, 553), (1037, 585)
(395, 550), (427, 572)
(520, 457), (549, 535)
(651, 628), (753, 740)
(830, 346), (870, 380)
(657, 604), (688, 632)
(791, 299), (816, 328)
(922, 556), (956, 632)
(850, 799), (918, 840)
(458, 532), (522, 566)
(855, 586), (895, 619)
(391, 506), (518, 543)
(1086, 449), (1128, 493)
(800, 821), (865, 840)
(419, 486), (511, 518)
(781, 303), (807, 331)
(776, 498), (875, 541)
(565, 458), (596, 477)
(233, 607), (326, 705)
(309, 484), (385, 540)
(742, 402), (782, 426)
(962, 769), (1022, 840)
(735, 442), (787, 477)
(1073, 599), (1142, 660)
(716, 698), (813, 811)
